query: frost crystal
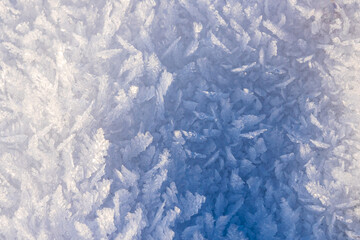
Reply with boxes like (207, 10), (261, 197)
(1, 0), (360, 239)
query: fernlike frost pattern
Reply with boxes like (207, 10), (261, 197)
(0, 0), (360, 239)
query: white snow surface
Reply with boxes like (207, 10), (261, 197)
(1, 0), (360, 239)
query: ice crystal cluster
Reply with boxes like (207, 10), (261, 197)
(1, 0), (360, 239)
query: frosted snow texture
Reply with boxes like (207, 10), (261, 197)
(1, 0), (360, 239)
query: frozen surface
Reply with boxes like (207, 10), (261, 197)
(1, 0), (360, 239)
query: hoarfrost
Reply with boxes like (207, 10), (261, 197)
(1, 0), (360, 239)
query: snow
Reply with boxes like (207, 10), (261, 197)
(1, 0), (360, 239)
